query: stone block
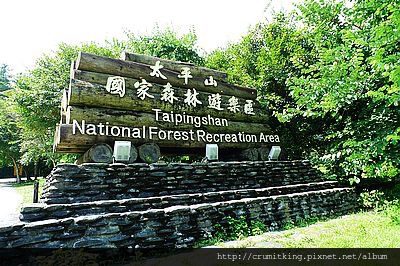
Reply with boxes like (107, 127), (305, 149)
(10, 234), (52, 247)
(72, 237), (111, 248)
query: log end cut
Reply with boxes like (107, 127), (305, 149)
(138, 143), (161, 164)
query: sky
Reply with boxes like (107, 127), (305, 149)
(1, 0), (298, 75)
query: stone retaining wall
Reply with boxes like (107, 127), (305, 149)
(0, 160), (358, 251)
(1, 188), (355, 249)
(41, 161), (323, 204)
(22, 181), (339, 222)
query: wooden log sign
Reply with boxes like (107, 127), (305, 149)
(53, 52), (280, 156)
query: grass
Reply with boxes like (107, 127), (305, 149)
(126, 207), (400, 265)
(12, 178), (45, 208)
(210, 185), (400, 248)
(214, 210), (400, 248)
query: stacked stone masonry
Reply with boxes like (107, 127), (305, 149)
(0, 161), (357, 249)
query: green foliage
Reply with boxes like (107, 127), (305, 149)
(383, 201), (400, 225)
(359, 189), (386, 209)
(206, 13), (324, 159)
(3, 0), (398, 183)
(361, 184), (400, 225)
(288, 0), (400, 180)
(207, 216), (268, 244)
(8, 28), (204, 166)
(0, 64), (11, 91)
(0, 92), (21, 168)
(196, 215), (324, 248)
(124, 27), (204, 65)
(12, 42), (119, 165)
(359, 182), (400, 211)
(207, 0), (399, 180)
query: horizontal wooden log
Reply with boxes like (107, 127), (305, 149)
(76, 143), (113, 164)
(68, 79), (269, 123)
(76, 52), (257, 99)
(55, 143), (272, 160)
(138, 143), (160, 163)
(54, 124), (280, 152)
(121, 52), (228, 82)
(54, 138), (275, 160)
(66, 106), (271, 135)
(57, 147), (90, 153)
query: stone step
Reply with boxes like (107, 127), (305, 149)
(21, 181), (339, 222)
(41, 161), (324, 204)
(4, 187), (356, 248)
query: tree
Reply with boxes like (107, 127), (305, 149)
(123, 27), (204, 65)
(12, 42), (120, 167)
(13, 28), (205, 166)
(206, 0), (399, 182)
(0, 92), (21, 182)
(0, 64), (11, 92)
(206, 13), (322, 159)
(287, 0), (400, 181)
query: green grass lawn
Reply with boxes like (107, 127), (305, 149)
(12, 178), (45, 208)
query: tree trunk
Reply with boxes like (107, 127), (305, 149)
(25, 169), (32, 181)
(12, 158), (21, 183)
(138, 143), (160, 164)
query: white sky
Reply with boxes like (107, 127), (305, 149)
(1, 0), (298, 75)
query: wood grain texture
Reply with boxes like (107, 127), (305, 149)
(121, 52), (228, 82)
(76, 143), (113, 164)
(54, 124), (278, 152)
(138, 143), (160, 163)
(68, 79), (268, 123)
(66, 106), (271, 135)
(76, 52), (257, 99)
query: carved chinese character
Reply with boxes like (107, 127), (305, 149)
(208, 93), (223, 110)
(105, 76), (125, 97)
(184, 88), (202, 107)
(204, 76), (217, 87)
(134, 78), (154, 100)
(178, 67), (192, 85)
(161, 82), (178, 104)
(244, 100), (255, 115)
(149, 61), (167, 80)
(227, 96), (240, 113)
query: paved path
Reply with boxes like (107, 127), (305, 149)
(0, 179), (23, 226)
